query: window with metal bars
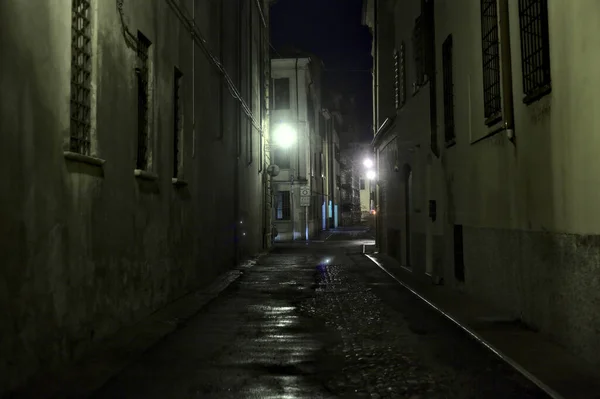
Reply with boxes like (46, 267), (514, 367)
(480, 0), (502, 124)
(394, 49), (400, 108)
(399, 42), (406, 106)
(275, 191), (291, 220)
(442, 34), (455, 146)
(70, 0), (93, 156)
(136, 31), (151, 170)
(393, 46), (406, 109)
(173, 68), (183, 178)
(518, 0), (551, 104)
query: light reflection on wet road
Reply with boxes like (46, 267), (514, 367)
(92, 230), (549, 398)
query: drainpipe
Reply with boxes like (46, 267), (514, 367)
(307, 72), (315, 240)
(499, 0), (515, 141)
(233, 1), (242, 262)
(373, 0), (378, 134)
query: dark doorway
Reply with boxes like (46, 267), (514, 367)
(454, 224), (465, 281)
(404, 166), (412, 266)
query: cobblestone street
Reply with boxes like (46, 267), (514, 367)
(92, 232), (549, 398)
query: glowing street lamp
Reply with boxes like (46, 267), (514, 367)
(366, 170), (376, 180)
(273, 123), (296, 148)
(363, 158), (373, 168)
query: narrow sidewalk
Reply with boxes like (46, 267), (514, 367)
(363, 251), (600, 399)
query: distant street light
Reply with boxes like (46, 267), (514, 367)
(366, 170), (376, 180)
(363, 158), (373, 168)
(273, 123), (296, 148)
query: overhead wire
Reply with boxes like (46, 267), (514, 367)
(117, 0), (264, 133)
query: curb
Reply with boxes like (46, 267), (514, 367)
(10, 253), (267, 399)
(363, 253), (564, 399)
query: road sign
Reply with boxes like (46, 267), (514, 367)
(300, 196), (311, 206)
(300, 185), (310, 197)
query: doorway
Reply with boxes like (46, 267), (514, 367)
(404, 166), (412, 266)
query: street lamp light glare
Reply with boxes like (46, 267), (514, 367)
(366, 170), (376, 180)
(273, 123), (296, 148)
(363, 158), (373, 168)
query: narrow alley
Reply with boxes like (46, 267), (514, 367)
(53, 229), (548, 399)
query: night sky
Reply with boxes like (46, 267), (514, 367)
(270, 0), (373, 142)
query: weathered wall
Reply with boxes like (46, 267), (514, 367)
(372, 0), (600, 366)
(0, 0), (270, 393)
(431, 0), (600, 364)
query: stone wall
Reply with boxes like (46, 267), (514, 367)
(0, 0), (270, 393)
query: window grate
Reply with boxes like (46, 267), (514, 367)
(518, 0), (551, 103)
(480, 0), (502, 123)
(399, 42), (406, 106)
(136, 32), (151, 170)
(276, 191), (291, 220)
(173, 68), (183, 178)
(442, 34), (455, 146)
(394, 49), (400, 108)
(70, 0), (92, 156)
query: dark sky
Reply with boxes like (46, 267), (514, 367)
(270, 0), (373, 142)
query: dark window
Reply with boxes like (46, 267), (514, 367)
(518, 0), (551, 103)
(360, 179), (366, 190)
(320, 152), (324, 177)
(307, 91), (315, 131)
(136, 31), (151, 170)
(70, 0), (92, 155)
(454, 224), (465, 282)
(412, 16), (426, 90)
(335, 145), (340, 161)
(273, 147), (290, 169)
(442, 35), (455, 146)
(276, 191), (291, 220)
(480, 0), (502, 124)
(173, 68), (183, 178)
(273, 78), (290, 109)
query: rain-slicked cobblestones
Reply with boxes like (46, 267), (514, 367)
(92, 233), (550, 398)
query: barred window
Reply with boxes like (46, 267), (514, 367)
(276, 191), (291, 220)
(480, 0), (502, 124)
(173, 68), (183, 178)
(394, 49), (399, 108)
(399, 42), (406, 106)
(394, 44), (407, 109)
(518, 0), (551, 103)
(442, 34), (455, 146)
(70, 0), (92, 155)
(136, 31), (151, 170)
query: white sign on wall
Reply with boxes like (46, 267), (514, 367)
(300, 185), (310, 197)
(300, 196), (311, 206)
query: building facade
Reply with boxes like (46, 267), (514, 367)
(365, 0), (600, 366)
(0, 0), (271, 394)
(321, 109), (342, 229)
(270, 57), (327, 240)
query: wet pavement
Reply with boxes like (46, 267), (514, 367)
(92, 229), (550, 398)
